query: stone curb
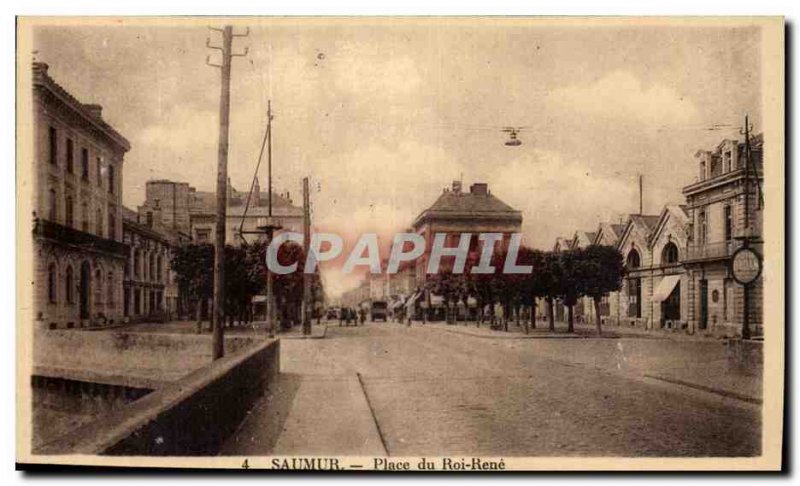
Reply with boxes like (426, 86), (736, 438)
(420, 324), (619, 340)
(643, 374), (762, 405)
(279, 324), (328, 340)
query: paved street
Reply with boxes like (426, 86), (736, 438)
(222, 321), (760, 457)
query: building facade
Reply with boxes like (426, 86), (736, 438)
(139, 178), (303, 247)
(681, 135), (764, 336)
(410, 180), (523, 319)
(411, 181), (523, 287)
(573, 135), (764, 338)
(32, 62), (131, 330)
(122, 206), (189, 323)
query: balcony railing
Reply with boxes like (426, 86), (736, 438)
(33, 218), (129, 257)
(685, 240), (743, 262)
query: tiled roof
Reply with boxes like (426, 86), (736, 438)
(609, 224), (625, 238)
(414, 190), (522, 227)
(32, 63), (131, 152)
(630, 214), (660, 232)
(190, 190), (299, 216)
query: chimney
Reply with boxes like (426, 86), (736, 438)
(452, 180), (462, 194)
(470, 183), (488, 195)
(84, 104), (103, 120)
(32, 62), (49, 80)
(253, 177), (261, 206)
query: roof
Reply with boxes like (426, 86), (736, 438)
(122, 205), (185, 244)
(572, 230), (597, 249)
(32, 63), (131, 153)
(629, 214), (660, 232)
(190, 189), (300, 218)
(648, 204), (691, 246)
(413, 189), (522, 228)
(593, 222), (628, 246)
(617, 213), (660, 252)
(554, 236), (571, 252)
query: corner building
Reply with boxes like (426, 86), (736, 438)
(31, 63), (130, 329)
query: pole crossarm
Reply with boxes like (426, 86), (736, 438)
(232, 26), (250, 37)
(232, 47), (250, 57)
(205, 55), (222, 68)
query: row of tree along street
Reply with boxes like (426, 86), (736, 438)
(424, 245), (624, 335)
(170, 240), (322, 332)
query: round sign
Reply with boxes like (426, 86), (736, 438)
(731, 247), (762, 285)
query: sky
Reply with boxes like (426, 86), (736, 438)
(32, 19), (763, 297)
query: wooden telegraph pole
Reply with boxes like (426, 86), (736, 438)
(302, 177), (311, 335)
(206, 25), (249, 360)
(261, 101), (281, 338)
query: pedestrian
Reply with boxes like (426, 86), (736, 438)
(339, 308), (344, 327)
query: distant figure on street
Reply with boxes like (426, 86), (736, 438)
(359, 307), (367, 325)
(339, 309), (344, 327)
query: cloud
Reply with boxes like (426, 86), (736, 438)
(330, 42), (422, 100)
(487, 149), (639, 249)
(548, 71), (699, 127)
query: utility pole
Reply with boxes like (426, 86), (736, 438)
(302, 177), (312, 335)
(206, 25), (249, 360)
(259, 101), (281, 338)
(740, 114), (753, 340)
(638, 173), (643, 215)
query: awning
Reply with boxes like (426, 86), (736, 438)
(405, 291), (421, 309)
(456, 297), (478, 307)
(422, 294), (444, 309)
(653, 275), (681, 302)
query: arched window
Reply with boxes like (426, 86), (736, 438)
(662, 242), (679, 265)
(48, 263), (57, 303)
(65, 266), (74, 303)
(65, 194), (74, 228)
(107, 272), (114, 307)
(48, 189), (57, 221)
(626, 249), (640, 269)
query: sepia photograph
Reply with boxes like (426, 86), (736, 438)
(14, 16), (784, 471)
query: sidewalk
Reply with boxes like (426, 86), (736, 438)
(411, 321), (608, 339)
(406, 321), (763, 404)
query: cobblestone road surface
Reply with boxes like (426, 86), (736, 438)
(225, 322), (760, 457)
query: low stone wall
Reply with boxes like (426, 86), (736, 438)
(34, 330), (257, 384)
(37, 338), (280, 456)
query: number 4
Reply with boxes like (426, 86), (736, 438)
(242, 459), (250, 469)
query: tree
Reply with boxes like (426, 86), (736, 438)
(517, 247), (547, 333)
(536, 251), (563, 332)
(170, 244), (214, 331)
(579, 245), (624, 335)
(426, 262), (470, 324)
(558, 248), (584, 333)
(244, 239), (307, 330)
